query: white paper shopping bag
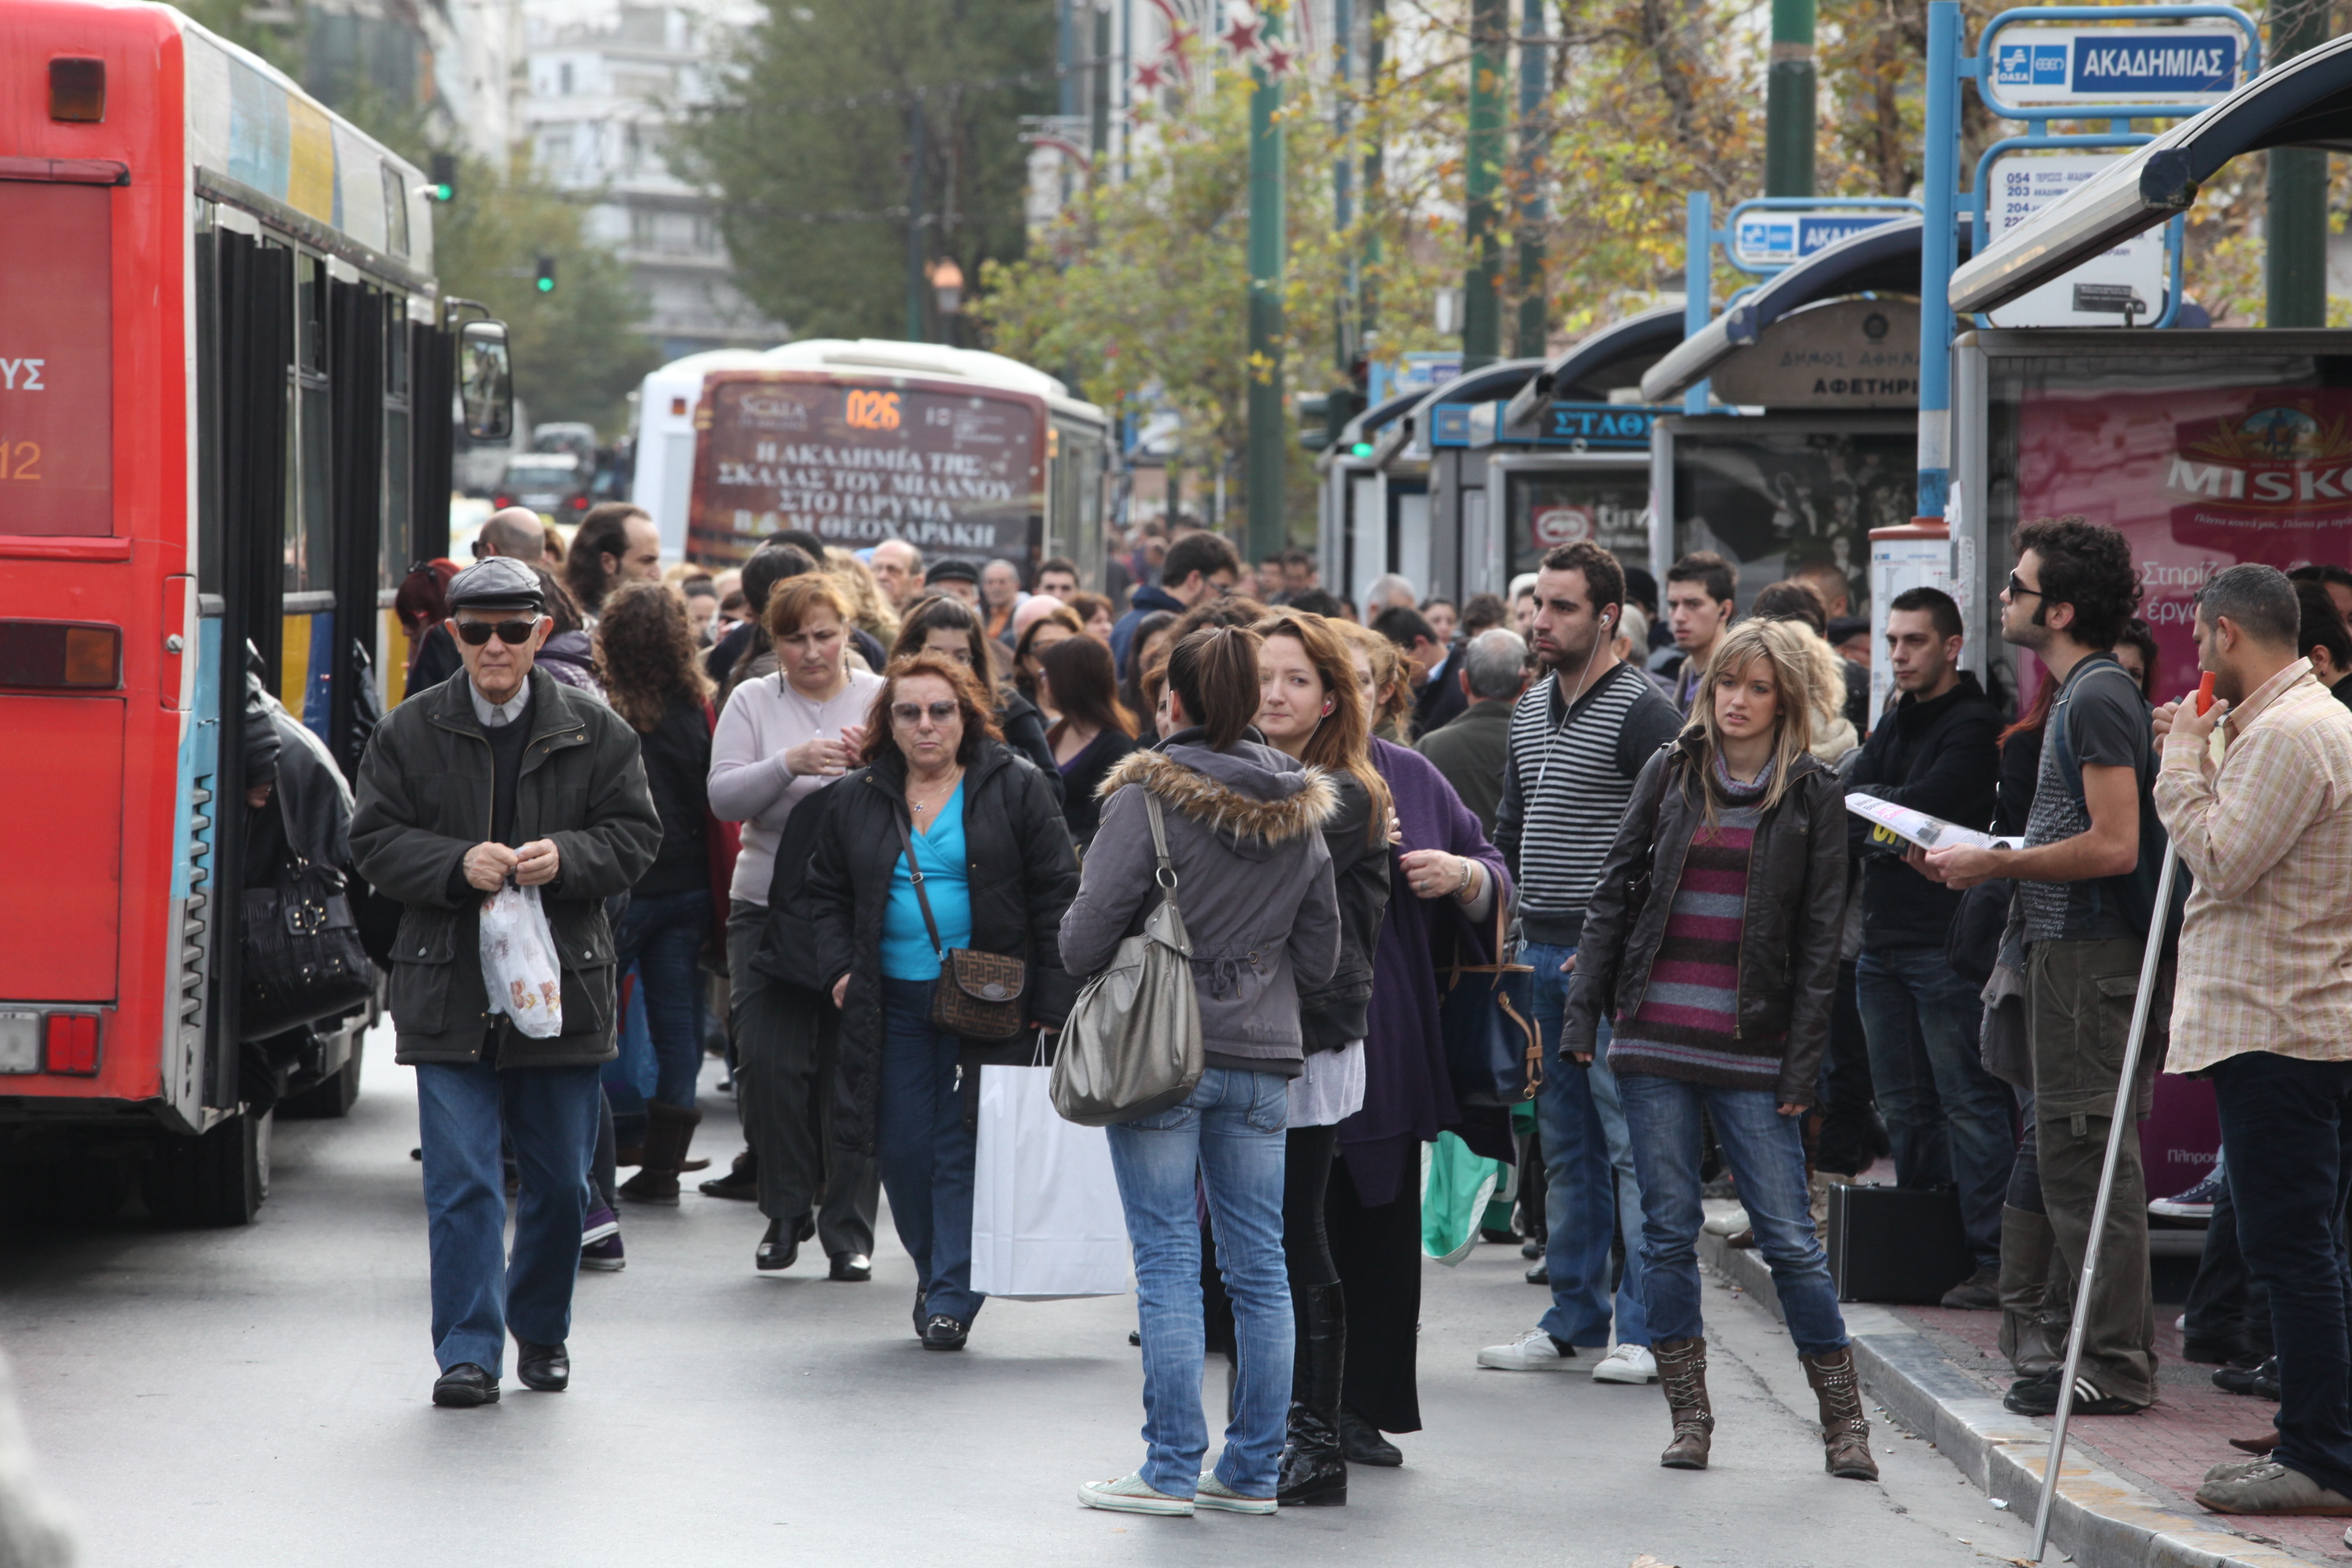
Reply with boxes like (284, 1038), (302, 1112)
(970, 1063), (1132, 1300)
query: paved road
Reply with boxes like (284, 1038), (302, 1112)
(0, 1026), (2040, 1568)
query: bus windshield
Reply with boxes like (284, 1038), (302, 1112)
(0, 182), (112, 537)
(689, 374), (1043, 562)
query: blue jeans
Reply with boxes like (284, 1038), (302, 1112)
(1106, 1068), (1292, 1499)
(1618, 1072), (1850, 1358)
(614, 888), (710, 1110)
(878, 978), (982, 1325)
(1856, 943), (2014, 1269)
(415, 1057), (604, 1374)
(2212, 1050), (2352, 1498)
(1528, 941), (1649, 1348)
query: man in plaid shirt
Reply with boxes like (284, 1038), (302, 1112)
(2161, 565), (2352, 1519)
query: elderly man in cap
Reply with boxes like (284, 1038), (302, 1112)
(351, 557), (661, 1408)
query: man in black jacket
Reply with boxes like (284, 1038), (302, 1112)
(1845, 586), (2012, 1308)
(351, 557), (662, 1408)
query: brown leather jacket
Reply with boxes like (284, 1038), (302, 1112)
(1559, 734), (1848, 1106)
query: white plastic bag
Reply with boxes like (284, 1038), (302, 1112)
(970, 1063), (1131, 1300)
(478, 884), (564, 1039)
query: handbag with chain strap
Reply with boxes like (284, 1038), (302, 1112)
(892, 810), (1030, 1041)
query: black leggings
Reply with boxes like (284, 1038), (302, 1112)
(1284, 1124), (1341, 1291)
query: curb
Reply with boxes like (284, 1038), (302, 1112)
(1698, 1231), (2319, 1568)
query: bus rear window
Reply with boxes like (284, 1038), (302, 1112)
(0, 183), (112, 537)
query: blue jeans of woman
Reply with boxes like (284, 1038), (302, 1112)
(879, 978), (983, 1325)
(1618, 1071), (1851, 1358)
(1106, 1068), (1293, 1499)
(613, 888), (710, 1109)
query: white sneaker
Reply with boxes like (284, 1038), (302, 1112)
(1592, 1343), (1659, 1384)
(1701, 1206), (1751, 1237)
(1194, 1472), (1276, 1514)
(1477, 1326), (1578, 1371)
(1078, 1472), (1194, 1516)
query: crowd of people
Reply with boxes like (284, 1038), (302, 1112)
(358, 498), (2352, 1523)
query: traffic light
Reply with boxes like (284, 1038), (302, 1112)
(428, 152), (457, 203)
(534, 254), (557, 294)
(1296, 387), (1365, 452)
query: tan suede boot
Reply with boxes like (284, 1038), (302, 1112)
(1653, 1336), (1714, 1470)
(1800, 1348), (1879, 1481)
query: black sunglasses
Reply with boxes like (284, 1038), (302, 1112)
(2005, 571), (2044, 601)
(891, 700), (962, 726)
(455, 619), (538, 646)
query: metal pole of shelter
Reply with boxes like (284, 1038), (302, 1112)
(1765, 0), (1817, 197)
(1513, 0), (1550, 359)
(1245, 4), (1289, 563)
(1916, 0), (1962, 519)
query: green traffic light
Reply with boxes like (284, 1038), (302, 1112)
(1351, 442), (1373, 458)
(431, 184), (453, 202)
(536, 277), (555, 293)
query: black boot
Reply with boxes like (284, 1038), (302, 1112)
(1277, 1282), (1348, 1506)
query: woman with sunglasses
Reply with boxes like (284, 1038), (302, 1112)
(707, 575), (887, 1278)
(805, 652), (1081, 1351)
(891, 594), (1065, 804)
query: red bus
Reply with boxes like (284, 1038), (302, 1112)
(0, 1), (510, 1223)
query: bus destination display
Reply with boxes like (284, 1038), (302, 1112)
(0, 184), (112, 538)
(689, 375), (1044, 561)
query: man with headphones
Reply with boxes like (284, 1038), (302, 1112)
(1483, 540), (1684, 1385)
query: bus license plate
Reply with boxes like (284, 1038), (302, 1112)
(0, 1013), (37, 1073)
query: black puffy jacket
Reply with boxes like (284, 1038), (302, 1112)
(805, 739), (1080, 1156)
(1298, 772), (1393, 1053)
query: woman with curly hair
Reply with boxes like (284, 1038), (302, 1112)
(824, 546), (902, 651)
(593, 582), (719, 1202)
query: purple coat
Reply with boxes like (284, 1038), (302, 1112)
(1337, 739), (1514, 1207)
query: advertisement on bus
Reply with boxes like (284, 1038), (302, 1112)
(688, 371), (1046, 563)
(2012, 383), (2352, 702)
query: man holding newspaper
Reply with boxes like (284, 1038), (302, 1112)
(1916, 519), (2163, 1419)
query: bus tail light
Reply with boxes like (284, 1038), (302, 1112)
(570, 494), (589, 510)
(49, 58), (105, 123)
(44, 1014), (98, 1075)
(0, 622), (122, 689)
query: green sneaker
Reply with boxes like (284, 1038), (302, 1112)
(1195, 1472), (1276, 1515)
(1077, 1473), (1194, 1517)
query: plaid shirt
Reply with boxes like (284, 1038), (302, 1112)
(2155, 659), (2352, 1073)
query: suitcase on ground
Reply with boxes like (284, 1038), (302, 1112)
(1826, 1183), (1973, 1304)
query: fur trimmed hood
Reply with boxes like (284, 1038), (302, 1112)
(1098, 743), (1338, 851)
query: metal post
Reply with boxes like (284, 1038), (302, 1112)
(905, 101), (927, 344)
(1765, 0), (1816, 197)
(1362, 0), (1386, 345)
(1512, 0), (1549, 359)
(1245, 3), (1288, 561)
(2029, 839), (2186, 1562)
(1683, 190), (1711, 416)
(1915, 0), (1961, 518)
(2268, 0), (2328, 327)
(1090, 3), (1111, 163)
(1335, 0), (1356, 370)
(1461, 0), (1507, 370)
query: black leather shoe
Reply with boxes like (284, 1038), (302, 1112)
(829, 1252), (872, 1282)
(1339, 1407), (1401, 1467)
(1524, 1260), (1550, 1285)
(515, 1340), (569, 1392)
(756, 1213), (815, 1272)
(921, 1313), (970, 1351)
(432, 1363), (499, 1408)
(699, 1149), (759, 1201)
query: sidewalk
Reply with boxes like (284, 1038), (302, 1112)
(1698, 1218), (2337, 1568)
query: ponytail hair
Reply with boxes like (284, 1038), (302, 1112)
(1165, 625), (1264, 749)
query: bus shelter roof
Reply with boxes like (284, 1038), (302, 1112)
(1502, 306), (1687, 431)
(1951, 33), (2352, 316)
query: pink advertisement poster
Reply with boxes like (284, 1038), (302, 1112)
(2015, 383), (2352, 703)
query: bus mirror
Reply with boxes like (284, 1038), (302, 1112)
(458, 319), (514, 442)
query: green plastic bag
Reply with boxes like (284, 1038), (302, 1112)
(1422, 1132), (1505, 1267)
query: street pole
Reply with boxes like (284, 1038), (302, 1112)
(904, 100), (927, 343)
(1335, 0), (1355, 372)
(1362, 0), (1385, 348)
(1090, 3), (1111, 165)
(1914, 0), (1960, 518)
(1245, 2), (1288, 561)
(1764, 0), (1815, 198)
(1512, 0), (1548, 359)
(1461, 0), (1507, 369)
(2267, 0), (2328, 327)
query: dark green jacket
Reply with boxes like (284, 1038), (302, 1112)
(350, 668), (662, 1067)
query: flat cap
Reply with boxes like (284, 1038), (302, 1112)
(446, 555), (546, 613)
(925, 558), (979, 586)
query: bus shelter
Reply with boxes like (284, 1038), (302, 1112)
(1639, 220), (1941, 632)
(1316, 387), (1426, 609)
(1472, 307), (1686, 594)
(1946, 29), (2352, 704)
(1367, 360), (1542, 605)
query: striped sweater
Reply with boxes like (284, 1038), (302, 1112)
(1607, 770), (1786, 1091)
(1494, 661), (1684, 947)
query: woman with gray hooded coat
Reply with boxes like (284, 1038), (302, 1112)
(1060, 626), (1342, 1518)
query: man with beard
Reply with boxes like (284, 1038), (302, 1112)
(1481, 540), (1682, 1385)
